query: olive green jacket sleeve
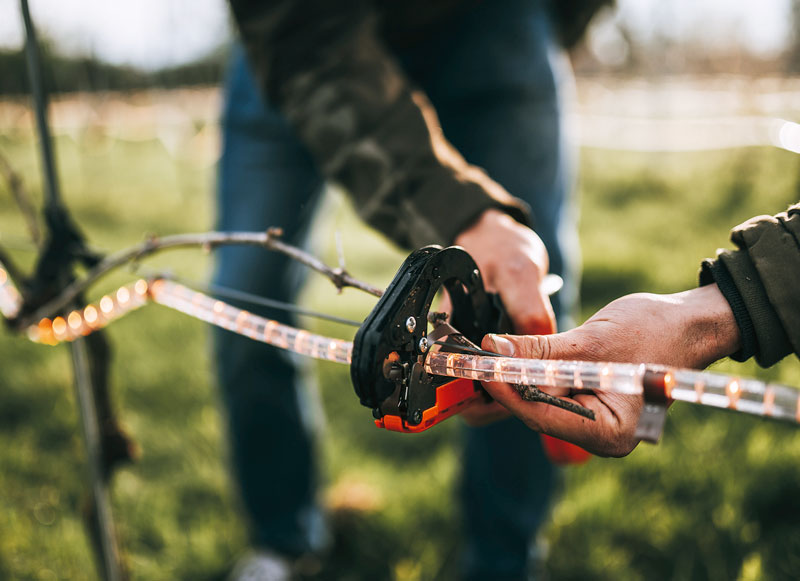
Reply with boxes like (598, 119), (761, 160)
(700, 204), (800, 366)
(228, 0), (531, 249)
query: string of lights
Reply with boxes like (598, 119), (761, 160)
(424, 351), (800, 423)
(26, 280), (149, 345)
(148, 279), (353, 365)
(3, 266), (799, 425)
(0, 261), (22, 319)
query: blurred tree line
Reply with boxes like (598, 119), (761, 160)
(572, 1), (800, 76)
(791, 0), (800, 72)
(3, 1), (799, 98)
(0, 39), (229, 96)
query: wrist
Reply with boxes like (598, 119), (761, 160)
(455, 208), (513, 241)
(680, 284), (742, 366)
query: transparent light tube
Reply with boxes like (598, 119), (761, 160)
(0, 261), (22, 319)
(14, 270), (800, 426)
(424, 351), (800, 424)
(27, 279), (150, 345)
(148, 279), (353, 365)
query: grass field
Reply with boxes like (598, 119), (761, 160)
(1, 114), (800, 580)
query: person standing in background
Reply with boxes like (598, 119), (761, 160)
(216, 1), (609, 578)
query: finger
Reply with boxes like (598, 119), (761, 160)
(482, 379), (641, 457)
(481, 333), (641, 456)
(484, 330), (586, 362)
(493, 263), (556, 335)
(482, 332), (571, 397)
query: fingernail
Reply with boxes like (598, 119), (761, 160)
(488, 335), (515, 357)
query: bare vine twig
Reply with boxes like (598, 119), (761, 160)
(0, 149), (41, 246)
(15, 227), (383, 329)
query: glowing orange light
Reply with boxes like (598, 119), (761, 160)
(149, 279), (164, 295)
(573, 366), (583, 389)
(235, 311), (248, 333)
(263, 320), (277, 342)
(0, 268), (6, 284)
(663, 372), (675, 398)
(295, 330), (309, 351)
(545, 362), (556, 386)
(117, 287), (130, 305)
(52, 317), (67, 336)
(134, 279), (148, 295)
(726, 379), (741, 409)
(84, 305), (98, 324)
(764, 387), (775, 417)
(36, 317), (55, 344)
(694, 379), (704, 402)
(100, 296), (114, 314)
(213, 301), (225, 314)
(68, 311), (83, 330)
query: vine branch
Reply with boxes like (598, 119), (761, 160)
(14, 227), (383, 329)
(0, 149), (41, 246)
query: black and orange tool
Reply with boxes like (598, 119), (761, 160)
(351, 245), (511, 433)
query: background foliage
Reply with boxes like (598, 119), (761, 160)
(1, 106), (800, 581)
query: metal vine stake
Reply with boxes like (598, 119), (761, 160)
(16, 0), (125, 578)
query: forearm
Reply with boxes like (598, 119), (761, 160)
(228, 0), (530, 248)
(676, 284), (741, 368)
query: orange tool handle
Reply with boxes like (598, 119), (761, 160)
(375, 378), (482, 433)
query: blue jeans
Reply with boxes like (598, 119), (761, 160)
(214, 0), (577, 577)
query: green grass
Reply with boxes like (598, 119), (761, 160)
(1, 127), (800, 580)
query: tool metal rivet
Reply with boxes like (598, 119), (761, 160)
(418, 337), (429, 353)
(405, 316), (416, 333)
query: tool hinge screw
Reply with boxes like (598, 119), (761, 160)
(418, 337), (429, 353)
(405, 316), (417, 333)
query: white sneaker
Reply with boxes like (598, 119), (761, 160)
(228, 550), (292, 581)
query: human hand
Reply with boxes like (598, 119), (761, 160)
(480, 284), (742, 456)
(454, 208), (556, 336)
(451, 208), (557, 425)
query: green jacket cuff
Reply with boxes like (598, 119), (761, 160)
(702, 248), (792, 367)
(699, 257), (756, 362)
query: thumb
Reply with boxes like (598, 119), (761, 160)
(483, 332), (570, 361)
(482, 332), (575, 396)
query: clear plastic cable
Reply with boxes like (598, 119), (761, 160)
(27, 279), (150, 345)
(8, 267), (800, 425)
(148, 279), (353, 364)
(0, 261), (22, 319)
(424, 351), (800, 423)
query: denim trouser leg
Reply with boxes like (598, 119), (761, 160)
(216, 0), (577, 573)
(214, 48), (326, 556)
(397, 1), (577, 578)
